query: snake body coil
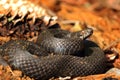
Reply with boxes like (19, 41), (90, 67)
(0, 28), (108, 80)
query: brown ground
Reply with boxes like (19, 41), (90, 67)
(0, 0), (120, 80)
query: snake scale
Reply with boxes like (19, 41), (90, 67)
(0, 28), (108, 80)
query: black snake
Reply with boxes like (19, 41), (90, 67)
(0, 28), (108, 80)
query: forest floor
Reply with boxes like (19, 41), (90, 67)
(0, 0), (120, 80)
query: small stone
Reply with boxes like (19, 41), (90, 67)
(106, 68), (120, 76)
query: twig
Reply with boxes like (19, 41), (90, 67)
(104, 38), (120, 50)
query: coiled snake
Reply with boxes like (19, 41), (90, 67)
(0, 28), (108, 80)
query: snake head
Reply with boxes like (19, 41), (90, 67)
(80, 28), (93, 40)
(67, 28), (93, 40)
